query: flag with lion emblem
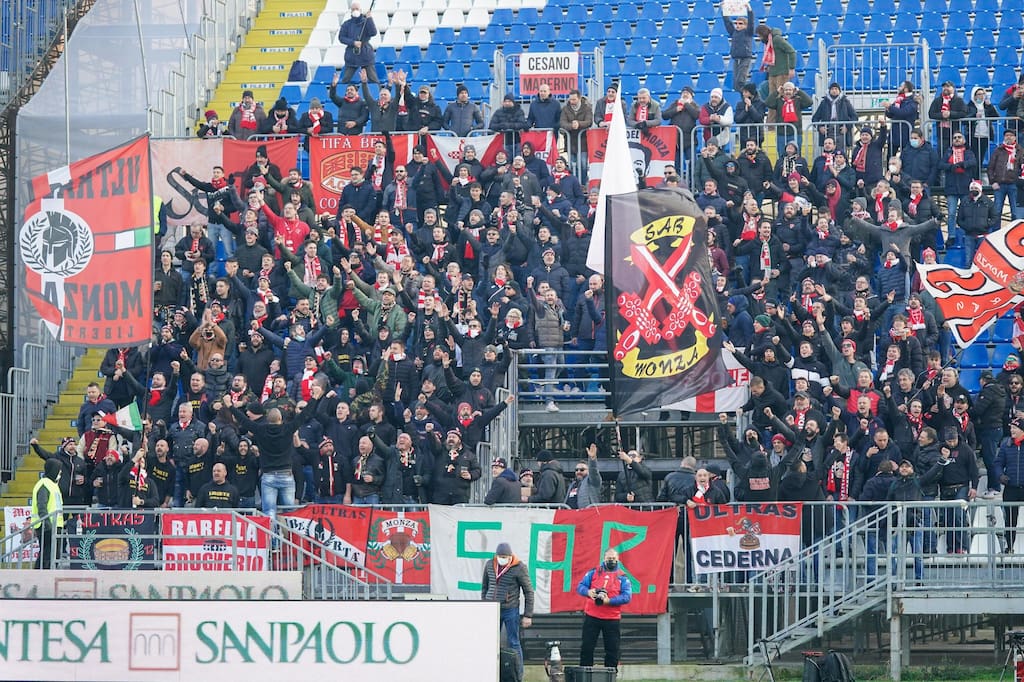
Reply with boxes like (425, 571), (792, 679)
(19, 135), (153, 346)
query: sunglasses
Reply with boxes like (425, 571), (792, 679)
(575, 467), (588, 472)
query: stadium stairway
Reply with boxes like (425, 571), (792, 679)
(0, 348), (106, 508)
(204, 1), (325, 126)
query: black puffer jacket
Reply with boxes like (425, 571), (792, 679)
(970, 379), (1007, 432)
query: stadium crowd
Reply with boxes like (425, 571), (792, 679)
(28, 8), (1024, 564)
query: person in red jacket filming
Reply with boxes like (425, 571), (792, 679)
(576, 548), (633, 668)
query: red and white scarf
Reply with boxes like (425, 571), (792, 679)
(760, 32), (775, 71)
(874, 194), (887, 221)
(308, 109), (323, 135)
(635, 104), (648, 122)
(907, 306), (925, 333)
(303, 255), (321, 287)
(781, 97), (798, 123)
(907, 193), (923, 216)
(370, 156), (385, 190)
(940, 94), (952, 128)
(1003, 142), (1018, 168)
(853, 143), (869, 173)
(603, 97), (615, 123)
(240, 106), (257, 130)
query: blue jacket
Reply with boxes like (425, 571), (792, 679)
(339, 179), (379, 224)
(526, 96), (562, 131)
(995, 437), (1024, 488)
(337, 15), (377, 68)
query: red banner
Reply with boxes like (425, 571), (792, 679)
(366, 508), (431, 584)
(160, 513), (271, 571)
(548, 506), (676, 614)
(520, 130), (559, 167)
(585, 126), (678, 189)
(280, 504), (374, 568)
(19, 136), (153, 346)
(308, 134), (386, 214)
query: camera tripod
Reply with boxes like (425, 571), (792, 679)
(998, 630), (1024, 682)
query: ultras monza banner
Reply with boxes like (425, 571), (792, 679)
(429, 505), (675, 614)
(18, 135), (153, 346)
(606, 188), (731, 415)
(688, 504), (802, 575)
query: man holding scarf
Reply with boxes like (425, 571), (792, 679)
(928, 81), (968, 153)
(755, 24), (796, 123)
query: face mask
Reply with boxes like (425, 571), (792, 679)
(909, 139), (921, 148)
(603, 559), (618, 571)
(351, 10), (361, 17)
(293, 334), (305, 342)
(496, 556), (511, 566)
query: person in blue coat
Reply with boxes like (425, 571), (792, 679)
(337, 2), (378, 84)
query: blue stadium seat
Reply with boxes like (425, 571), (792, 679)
(991, 343), (1017, 367)
(518, 8), (540, 24)
(618, 74), (641, 96)
(604, 56), (623, 77)
(867, 15), (892, 33)
(644, 74), (668, 95)
(990, 319), (1016, 343)
(919, 13), (945, 33)
(491, 8), (515, 26)
(559, 24), (582, 41)
(654, 36), (680, 54)
(579, 39), (602, 52)
(918, 29), (943, 49)
(863, 30), (888, 45)
(439, 62), (464, 80)
(376, 46), (398, 63)
(845, 0), (872, 14)
(312, 65), (335, 83)
(922, 0), (948, 12)
(947, 0), (972, 13)
(939, 49), (967, 69)
(604, 37), (628, 55)
(640, 2), (664, 21)
(893, 13), (919, 31)
(816, 15), (841, 35)
(607, 22), (633, 40)
(433, 27), (456, 44)
(508, 24), (531, 42)
(959, 369), (982, 393)
(541, 5), (564, 23)
(969, 32), (997, 50)
(550, 40), (574, 51)
(416, 62), (440, 81)
(591, 5), (614, 22)
(467, 60), (492, 80)
(967, 48), (993, 67)
(451, 43), (474, 62)
(999, 13), (1023, 32)
(935, 66), (963, 87)
(841, 14), (867, 34)
(994, 45), (1020, 68)
(649, 55), (675, 74)
(617, 6), (639, 22)
(533, 24), (557, 42)
(304, 82), (329, 103)
(694, 72), (721, 92)
(622, 55), (647, 74)
(565, 6), (588, 23)
(433, 81), (458, 104)
(483, 24), (507, 43)
(706, 35), (730, 54)
(896, 0), (923, 14)
(793, 0), (818, 16)
(399, 45), (423, 62)
(459, 26), (482, 43)
(819, 0), (844, 13)
(960, 344), (991, 368)
(425, 44), (448, 62)
(890, 29), (915, 45)
(279, 84), (303, 103)
(582, 22), (606, 40)
(993, 67), (1020, 90)
(971, 12), (997, 33)
(702, 53), (726, 74)
(789, 16), (814, 35)
(634, 19), (659, 36)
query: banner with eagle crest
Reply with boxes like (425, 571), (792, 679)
(19, 135), (154, 346)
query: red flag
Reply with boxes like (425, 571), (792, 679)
(308, 134), (389, 214)
(520, 130), (559, 166)
(19, 136), (153, 346)
(586, 125), (678, 189)
(366, 508), (431, 584)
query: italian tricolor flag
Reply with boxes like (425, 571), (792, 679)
(102, 403), (143, 431)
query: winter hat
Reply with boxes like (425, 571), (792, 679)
(205, 109), (218, 121)
(922, 247), (936, 259)
(491, 458), (508, 469)
(273, 97), (289, 112)
(970, 180), (983, 192)
(457, 84), (469, 95)
(242, 89), (254, 99)
(535, 449), (554, 462)
(319, 436), (334, 452)
(495, 542), (513, 556)
(754, 314), (771, 327)
(787, 171), (802, 182)
(710, 87), (724, 100)
(504, 92), (516, 102)
(446, 429), (462, 440)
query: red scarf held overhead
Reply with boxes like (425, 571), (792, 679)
(760, 32), (775, 71)
(781, 98), (798, 123)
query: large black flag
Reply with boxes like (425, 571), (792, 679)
(606, 188), (731, 415)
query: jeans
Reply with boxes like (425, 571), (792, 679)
(579, 614), (621, 668)
(239, 496), (256, 509)
(261, 471), (295, 521)
(315, 494), (346, 504)
(206, 221), (236, 260)
(732, 57), (752, 92)
(352, 493), (380, 505)
(978, 428), (1003, 492)
(963, 234), (981, 265)
(302, 465), (315, 502)
(939, 484), (970, 552)
(945, 194), (960, 247)
(993, 183), (1022, 220)
(891, 526), (924, 581)
(501, 606), (524, 676)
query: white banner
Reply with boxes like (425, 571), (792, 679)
(3, 506), (39, 562)
(429, 505), (558, 614)
(0, 570), (302, 600)
(0, 600), (498, 682)
(519, 52), (579, 95)
(664, 348), (750, 413)
(161, 513), (271, 571)
(688, 505), (802, 575)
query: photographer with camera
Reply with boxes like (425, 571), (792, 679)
(575, 548), (632, 669)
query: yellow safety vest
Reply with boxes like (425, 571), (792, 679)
(29, 477), (64, 529)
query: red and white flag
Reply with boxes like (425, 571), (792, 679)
(688, 504), (802, 575)
(520, 130), (559, 166)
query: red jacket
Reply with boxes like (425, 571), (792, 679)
(577, 565), (632, 620)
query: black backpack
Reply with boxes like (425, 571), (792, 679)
(499, 647), (522, 682)
(820, 650), (855, 682)
(286, 60), (308, 82)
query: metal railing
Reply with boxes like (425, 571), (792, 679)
(744, 499), (1024, 664)
(1, 325), (84, 483)
(2, 505), (394, 600)
(511, 348), (611, 402)
(0, 0), (79, 108)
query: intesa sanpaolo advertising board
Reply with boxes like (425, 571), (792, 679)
(0, 600), (498, 681)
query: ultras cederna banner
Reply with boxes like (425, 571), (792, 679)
(19, 135), (153, 346)
(0, 600), (498, 682)
(429, 505), (676, 614)
(688, 503), (802, 575)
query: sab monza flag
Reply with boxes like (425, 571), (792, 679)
(606, 188), (732, 415)
(917, 218), (1024, 348)
(429, 504), (675, 614)
(688, 503), (802, 575)
(19, 135), (153, 346)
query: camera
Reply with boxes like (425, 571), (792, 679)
(594, 589), (608, 605)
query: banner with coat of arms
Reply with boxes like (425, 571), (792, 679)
(69, 511), (157, 570)
(18, 135), (154, 346)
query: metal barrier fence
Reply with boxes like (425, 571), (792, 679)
(512, 348), (611, 402)
(0, 0), (77, 107)
(1, 324), (84, 483)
